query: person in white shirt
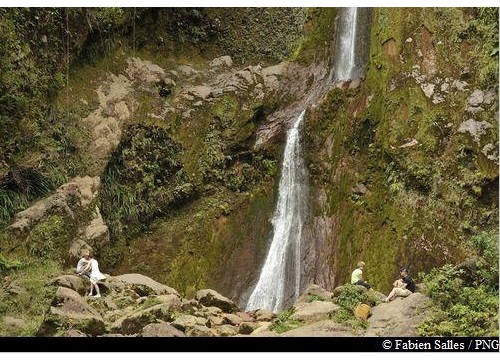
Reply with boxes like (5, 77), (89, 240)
(78, 251), (106, 298)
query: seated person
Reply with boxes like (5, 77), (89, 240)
(385, 267), (415, 302)
(351, 261), (371, 289)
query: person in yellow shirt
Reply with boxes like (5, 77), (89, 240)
(351, 261), (372, 289)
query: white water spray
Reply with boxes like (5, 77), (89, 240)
(334, 7), (359, 81)
(246, 110), (307, 312)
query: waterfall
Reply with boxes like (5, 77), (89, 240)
(246, 110), (308, 312)
(246, 7), (369, 312)
(335, 7), (358, 81)
(332, 7), (371, 82)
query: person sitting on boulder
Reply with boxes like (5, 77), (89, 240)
(79, 252), (106, 298)
(351, 261), (372, 289)
(385, 267), (415, 302)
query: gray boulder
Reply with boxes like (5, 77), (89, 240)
(195, 289), (238, 313)
(37, 287), (105, 336)
(139, 323), (186, 337)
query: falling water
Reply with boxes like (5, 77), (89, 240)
(334, 7), (358, 81)
(246, 110), (308, 312)
(246, 7), (370, 312)
(332, 7), (371, 82)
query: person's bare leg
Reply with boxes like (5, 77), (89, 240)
(385, 288), (396, 302)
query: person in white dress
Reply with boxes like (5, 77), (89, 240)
(80, 253), (106, 298)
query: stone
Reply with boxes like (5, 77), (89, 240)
(295, 284), (334, 304)
(209, 55), (233, 69)
(223, 313), (243, 326)
(457, 119), (492, 144)
(139, 323), (185, 337)
(171, 314), (209, 331)
(217, 324), (239, 337)
(238, 321), (259, 335)
(110, 303), (176, 335)
(50, 275), (87, 296)
(112, 273), (179, 297)
(420, 83), (435, 98)
(365, 293), (432, 336)
(187, 85), (213, 100)
(290, 301), (339, 323)
(37, 287), (105, 336)
(195, 289), (238, 313)
(467, 89), (484, 107)
(254, 309), (275, 322)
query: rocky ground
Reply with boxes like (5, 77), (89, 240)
(19, 272), (431, 337)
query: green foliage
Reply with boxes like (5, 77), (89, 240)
(418, 232), (499, 336)
(333, 285), (366, 310)
(0, 259), (61, 336)
(138, 297), (163, 310)
(471, 231), (499, 290)
(25, 215), (70, 260)
(306, 294), (326, 303)
(100, 123), (196, 239)
(293, 8), (337, 65)
(0, 253), (25, 272)
(331, 285), (373, 329)
(269, 308), (302, 334)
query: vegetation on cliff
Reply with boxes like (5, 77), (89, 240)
(0, 7), (497, 337)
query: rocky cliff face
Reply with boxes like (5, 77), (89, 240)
(305, 8), (498, 292)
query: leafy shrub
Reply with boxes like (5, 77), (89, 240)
(331, 285), (373, 329)
(417, 231), (499, 336)
(269, 308), (302, 334)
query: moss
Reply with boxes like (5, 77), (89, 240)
(293, 8), (338, 65)
(305, 8), (498, 294)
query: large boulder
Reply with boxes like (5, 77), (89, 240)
(195, 289), (238, 313)
(112, 273), (179, 297)
(139, 323), (185, 337)
(50, 275), (88, 296)
(8, 176), (100, 233)
(365, 292), (432, 336)
(290, 301), (340, 323)
(295, 284), (334, 304)
(171, 314), (210, 332)
(37, 287), (105, 336)
(109, 303), (176, 335)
